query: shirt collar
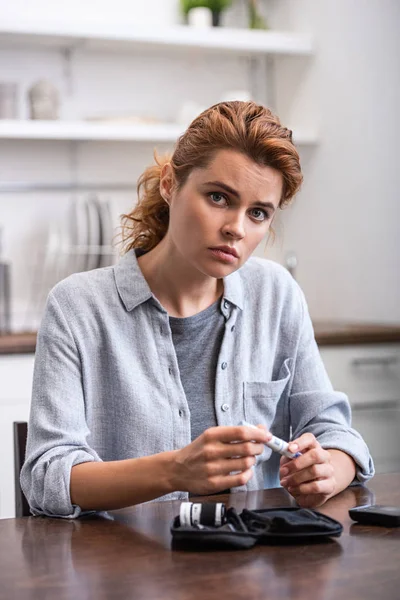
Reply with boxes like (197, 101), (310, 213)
(222, 268), (244, 310)
(113, 248), (244, 312)
(113, 249), (154, 312)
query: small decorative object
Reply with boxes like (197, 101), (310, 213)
(180, 0), (233, 27)
(0, 82), (19, 119)
(248, 0), (268, 30)
(28, 80), (60, 120)
(187, 7), (213, 28)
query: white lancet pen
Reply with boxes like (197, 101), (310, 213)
(238, 420), (302, 459)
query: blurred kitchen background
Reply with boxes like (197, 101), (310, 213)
(0, 0), (399, 518)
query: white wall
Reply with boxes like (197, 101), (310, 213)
(0, 0), (399, 329)
(260, 0), (400, 323)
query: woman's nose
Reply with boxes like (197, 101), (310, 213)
(221, 214), (245, 240)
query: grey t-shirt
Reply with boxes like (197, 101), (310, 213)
(169, 299), (225, 442)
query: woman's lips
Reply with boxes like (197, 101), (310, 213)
(209, 248), (239, 264)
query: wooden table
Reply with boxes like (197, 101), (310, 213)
(0, 473), (399, 600)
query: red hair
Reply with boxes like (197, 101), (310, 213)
(120, 101), (303, 253)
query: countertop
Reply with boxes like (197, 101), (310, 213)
(312, 321), (400, 345)
(1, 322), (400, 355)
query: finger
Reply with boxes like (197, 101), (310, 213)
(255, 424), (268, 432)
(288, 477), (336, 498)
(291, 493), (328, 509)
(209, 455), (257, 476)
(287, 432), (318, 455)
(220, 441), (266, 459)
(206, 466), (255, 493)
(279, 456), (291, 478)
(203, 425), (270, 444)
(223, 467), (254, 489)
(280, 446), (331, 478)
(281, 462), (334, 489)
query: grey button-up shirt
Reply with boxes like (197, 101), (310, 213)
(21, 250), (374, 518)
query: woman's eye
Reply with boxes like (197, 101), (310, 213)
(250, 208), (268, 221)
(209, 192), (227, 205)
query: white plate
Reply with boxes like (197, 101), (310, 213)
(99, 198), (115, 267)
(54, 222), (71, 283)
(92, 195), (103, 269)
(69, 197), (89, 273)
(27, 223), (61, 330)
(86, 195), (101, 271)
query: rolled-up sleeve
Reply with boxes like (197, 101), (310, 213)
(288, 286), (375, 484)
(20, 290), (102, 518)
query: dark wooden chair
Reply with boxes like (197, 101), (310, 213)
(13, 421), (31, 517)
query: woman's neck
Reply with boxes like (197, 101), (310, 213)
(137, 238), (223, 318)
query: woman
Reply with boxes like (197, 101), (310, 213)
(21, 101), (374, 518)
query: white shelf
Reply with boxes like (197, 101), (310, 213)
(0, 120), (185, 142)
(0, 120), (318, 145)
(0, 20), (313, 57)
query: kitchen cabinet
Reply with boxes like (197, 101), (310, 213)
(319, 343), (400, 474)
(0, 355), (33, 519)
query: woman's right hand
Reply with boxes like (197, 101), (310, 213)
(170, 425), (270, 495)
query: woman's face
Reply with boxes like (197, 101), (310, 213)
(162, 149), (283, 279)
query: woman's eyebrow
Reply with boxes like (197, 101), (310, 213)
(203, 180), (240, 198)
(203, 180), (276, 211)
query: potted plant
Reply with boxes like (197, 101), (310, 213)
(180, 0), (233, 27)
(248, 0), (268, 29)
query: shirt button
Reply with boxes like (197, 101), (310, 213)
(221, 403), (230, 412)
(179, 409), (184, 417)
(169, 367), (173, 375)
(231, 325), (235, 332)
(221, 362), (227, 370)
(224, 300), (229, 309)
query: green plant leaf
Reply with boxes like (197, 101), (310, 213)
(180, 0), (233, 16)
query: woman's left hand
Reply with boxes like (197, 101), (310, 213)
(279, 433), (337, 508)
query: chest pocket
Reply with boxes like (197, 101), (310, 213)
(243, 358), (292, 432)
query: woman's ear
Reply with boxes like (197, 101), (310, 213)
(159, 163), (175, 205)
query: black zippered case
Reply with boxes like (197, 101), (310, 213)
(171, 505), (343, 550)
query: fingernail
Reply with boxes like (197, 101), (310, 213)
(280, 477), (288, 486)
(281, 467), (289, 477)
(289, 444), (298, 452)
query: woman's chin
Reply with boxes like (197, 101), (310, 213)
(199, 260), (241, 279)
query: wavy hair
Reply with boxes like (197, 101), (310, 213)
(119, 101), (303, 254)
